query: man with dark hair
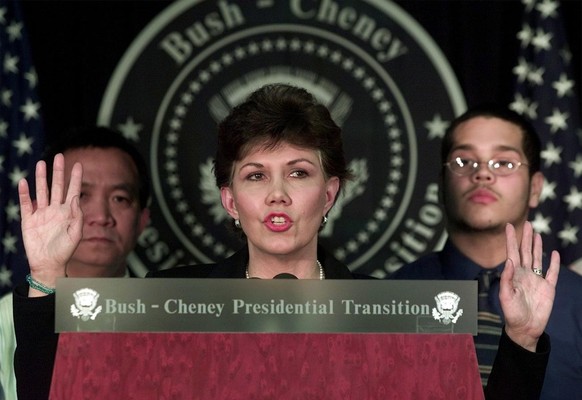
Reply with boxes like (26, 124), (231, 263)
(43, 126), (151, 210)
(391, 104), (582, 399)
(0, 126), (150, 399)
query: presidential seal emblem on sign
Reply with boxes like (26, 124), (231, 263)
(97, 0), (466, 277)
(432, 291), (463, 325)
(71, 288), (102, 321)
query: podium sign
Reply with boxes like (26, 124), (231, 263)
(56, 278), (476, 334)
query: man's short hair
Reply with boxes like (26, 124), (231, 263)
(44, 126), (150, 209)
(440, 104), (541, 175)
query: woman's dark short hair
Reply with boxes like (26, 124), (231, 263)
(440, 104), (541, 175)
(214, 84), (352, 196)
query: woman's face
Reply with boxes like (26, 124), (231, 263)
(221, 142), (339, 259)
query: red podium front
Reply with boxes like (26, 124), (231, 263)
(50, 332), (483, 399)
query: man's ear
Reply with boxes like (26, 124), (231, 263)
(529, 171), (544, 208)
(220, 186), (239, 220)
(138, 208), (151, 235)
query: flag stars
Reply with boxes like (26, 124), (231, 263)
(516, 0), (582, 266)
(564, 187), (582, 212)
(1, 89), (12, 106)
(531, 212), (552, 235)
(531, 28), (552, 52)
(536, 0), (559, 19)
(569, 154), (582, 178)
(558, 223), (579, 246)
(6, 20), (23, 41)
(552, 73), (574, 97)
(540, 178), (557, 202)
(24, 68), (38, 89)
(512, 57), (530, 82)
(12, 133), (33, 156)
(541, 142), (562, 167)
(8, 166), (27, 187)
(19, 98), (40, 121)
(0, 266), (12, 288)
(510, 93), (538, 119)
(3, 53), (18, 74)
(544, 108), (569, 133)
(2, 4), (45, 293)
(522, 0), (536, 12)
(4, 200), (20, 223)
(560, 47), (572, 65)
(0, 120), (8, 137)
(2, 232), (17, 254)
(527, 66), (545, 85)
(517, 24), (533, 47)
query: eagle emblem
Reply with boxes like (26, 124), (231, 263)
(432, 291), (463, 325)
(70, 288), (103, 321)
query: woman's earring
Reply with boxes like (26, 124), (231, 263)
(321, 215), (328, 228)
(234, 219), (241, 229)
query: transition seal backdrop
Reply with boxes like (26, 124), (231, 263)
(97, 0), (466, 278)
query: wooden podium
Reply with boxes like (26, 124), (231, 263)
(50, 332), (484, 399)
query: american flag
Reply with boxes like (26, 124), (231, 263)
(0, 0), (45, 296)
(509, 0), (582, 267)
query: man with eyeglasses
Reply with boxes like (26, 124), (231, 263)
(390, 104), (582, 399)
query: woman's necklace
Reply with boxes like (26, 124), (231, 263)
(245, 260), (325, 280)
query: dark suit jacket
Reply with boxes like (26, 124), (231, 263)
(147, 246), (359, 279)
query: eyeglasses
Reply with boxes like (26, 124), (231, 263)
(444, 157), (528, 176)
